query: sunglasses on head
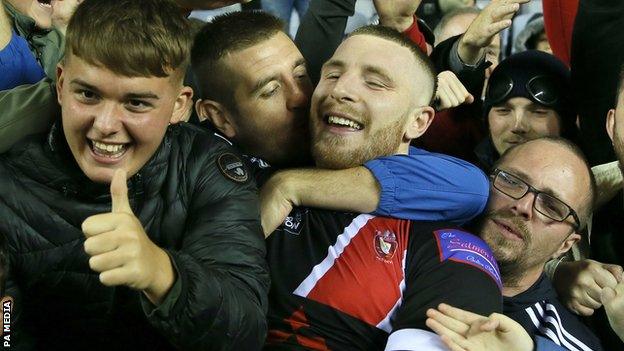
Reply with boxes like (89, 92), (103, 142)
(486, 74), (561, 107)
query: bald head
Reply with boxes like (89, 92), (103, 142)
(434, 8), (480, 45)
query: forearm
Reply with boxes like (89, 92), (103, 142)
(274, 167), (380, 213)
(431, 36), (486, 96)
(457, 35), (485, 66)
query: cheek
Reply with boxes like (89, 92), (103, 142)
(488, 114), (509, 137)
(125, 113), (170, 146)
(532, 115), (561, 136)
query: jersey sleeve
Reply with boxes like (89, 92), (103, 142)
(364, 147), (489, 225)
(385, 225), (503, 351)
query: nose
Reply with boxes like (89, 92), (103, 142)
(510, 111), (529, 134)
(92, 103), (122, 137)
(286, 78), (311, 110)
(329, 72), (358, 103)
(509, 191), (535, 221)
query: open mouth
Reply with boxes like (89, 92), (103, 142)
(324, 114), (364, 131)
(37, 0), (52, 8)
(88, 140), (130, 160)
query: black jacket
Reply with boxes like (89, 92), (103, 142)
(0, 122), (269, 350)
(504, 274), (603, 351)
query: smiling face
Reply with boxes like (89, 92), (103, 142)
(476, 140), (589, 284)
(222, 32), (312, 167)
(488, 97), (561, 155)
(56, 54), (192, 183)
(310, 34), (432, 169)
(6, 0), (52, 29)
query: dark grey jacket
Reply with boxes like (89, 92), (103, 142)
(0, 122), (269, 350)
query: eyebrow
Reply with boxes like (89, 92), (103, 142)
(322, 60), (394, 83)
(362, 65), (394, 85)
(70, 79), (160, 100)
(505, 167), (563, 200)
(250, 58), (308, 95)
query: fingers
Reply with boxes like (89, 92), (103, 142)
(601, 286), (617, 305)
(426, 308), (470, 335)
(82, 213), (129, 237)
(569, 300), (597, 316)
(110, 168), (132, 214)
(485, 19), (512, 38)
(436, 72), (473, 110)
(438, 303), (483, 324)
(603, 264), (624, 284)
(88, 249), (125, 273)
(99, 266), (134, 287)
(426, 314), (465, 341)
(84, 230), (120, 256)
(491, 3), (520, 21)
(446, 76), (473, 105)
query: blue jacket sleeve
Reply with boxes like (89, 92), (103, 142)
(364, 146), (489, 224)
(535, 335), (568, 351)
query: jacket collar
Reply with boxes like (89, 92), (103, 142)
(44, 120), (174, 207)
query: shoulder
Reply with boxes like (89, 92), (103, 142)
(410, 223), (502, 289)
(166, 123), (257, 193)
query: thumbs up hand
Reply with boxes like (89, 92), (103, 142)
(82, 169), (175, 305)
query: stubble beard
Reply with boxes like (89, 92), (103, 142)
(311, 116), (406, 169)
(477, 210), (533, 287)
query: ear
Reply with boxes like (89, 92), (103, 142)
(551, 232), (581, 260)
(195, 99), (237, 139)
(56, 63), (65, 106)
(607, 109), (616, 142)
(169, 86), (194, 125)
(404, 106), (435, 140)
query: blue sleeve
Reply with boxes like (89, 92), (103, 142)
(364, 146), (489, 224)
(0, 32), (46, 91)
(535, 335), (567, 351)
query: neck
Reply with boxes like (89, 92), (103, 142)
(502, 265), (543, 297)
(397, 142), (410, 155)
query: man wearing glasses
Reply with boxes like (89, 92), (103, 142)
(472, 136), (603, 350)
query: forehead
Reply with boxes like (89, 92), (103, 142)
(223, 32), (303, 83)
(498, 142), (588, 207)
(442, 13), (478, 40)
(63, 54), (175, 95)
(496, 96), (554, 110)
(331, 35), (418, 80)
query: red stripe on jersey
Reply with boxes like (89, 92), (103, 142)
(305, 217), (410, 327)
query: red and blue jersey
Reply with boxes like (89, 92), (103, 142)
(265, 209), (503, 350)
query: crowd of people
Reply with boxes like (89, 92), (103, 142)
(0, 0), (623, 350)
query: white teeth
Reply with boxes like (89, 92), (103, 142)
(92, 141), (125, 155)
(327, 115), (363, 130)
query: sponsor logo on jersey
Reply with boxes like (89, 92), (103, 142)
(373, 230), (398, 261)
(280, 208), (306, 235)
(434, 229), (502, 288)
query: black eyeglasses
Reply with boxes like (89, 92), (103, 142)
(486, 74), (561, 107)
(491, 169), (580, 230)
